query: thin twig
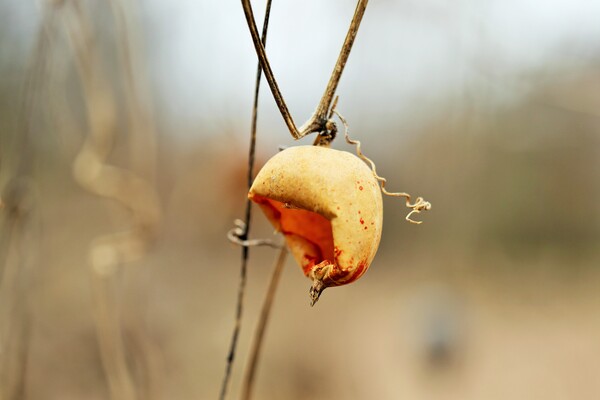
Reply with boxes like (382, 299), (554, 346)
(64, 3), (136, 399)
(0, 186), (37, 400)
(0, 3), (57, 397)
(107, 0), (157, 181)
(240, 0), (369, 140)
(108, 1), (162, 398)
(240, 247), (287, 400)
(308, 0), (369, 133)
(219, 1), (273, 399)
(64, 1), (161, 399)
(227, 220), (281, 249)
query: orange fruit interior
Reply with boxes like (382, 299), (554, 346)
(252, 195), (335, 275)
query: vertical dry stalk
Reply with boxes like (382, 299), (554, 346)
(0, 4), (57, 398)
(107, 0), (157, 181)
(107, 1), (163, 396)
(0, 182), (38, 400)
(219, 1), (274, 399)
(63, 1), (161, 399)
(240, 247), (287, 400)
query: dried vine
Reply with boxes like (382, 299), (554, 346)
(219, 1), (274, 399)
(0, 3), (58, 398)
(240, 247), (287, 400)
(240, 0), (369, 140)
(64, 1), (160, 399)
(332, 107), (431, 224)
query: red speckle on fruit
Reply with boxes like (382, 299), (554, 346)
(359, 186), (363, 191)
(360, 218), (364, 224)
(334, 246), (343, 257)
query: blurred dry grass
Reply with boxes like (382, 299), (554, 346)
(1, 1), (600, 400)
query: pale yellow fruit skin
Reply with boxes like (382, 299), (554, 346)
(249, 146), (383, 288)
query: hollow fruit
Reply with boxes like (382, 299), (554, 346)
(249, 146), (383, 305)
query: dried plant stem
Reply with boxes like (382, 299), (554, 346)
(0, 3), (57, 398)
(0, 188), (37, 400)
(240, 0), (369, 139)
(106, 2), (162, 396)
(64, 1), (160, 399)
(65, 4), (135, 398)
(219, 1), (273, 400)
(91, 267), (137, 400)
(227, 220), (281, 249)
(107, 0), (157, 180)
(240, 247), (287, 400)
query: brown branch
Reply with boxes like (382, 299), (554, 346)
(240, 247), (287, 400)
(219, 1), (274, 399)
(240, 0), (369, 140)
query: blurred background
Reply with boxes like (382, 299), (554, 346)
(1, 0), (599, 399)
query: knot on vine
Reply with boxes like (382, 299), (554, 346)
(313, 119), (337, 147)
(227, 219), (282, 248)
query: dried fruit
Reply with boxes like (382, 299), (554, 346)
(249, 145), (383, 305)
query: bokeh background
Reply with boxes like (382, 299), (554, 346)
(1, 0), (599, 399)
